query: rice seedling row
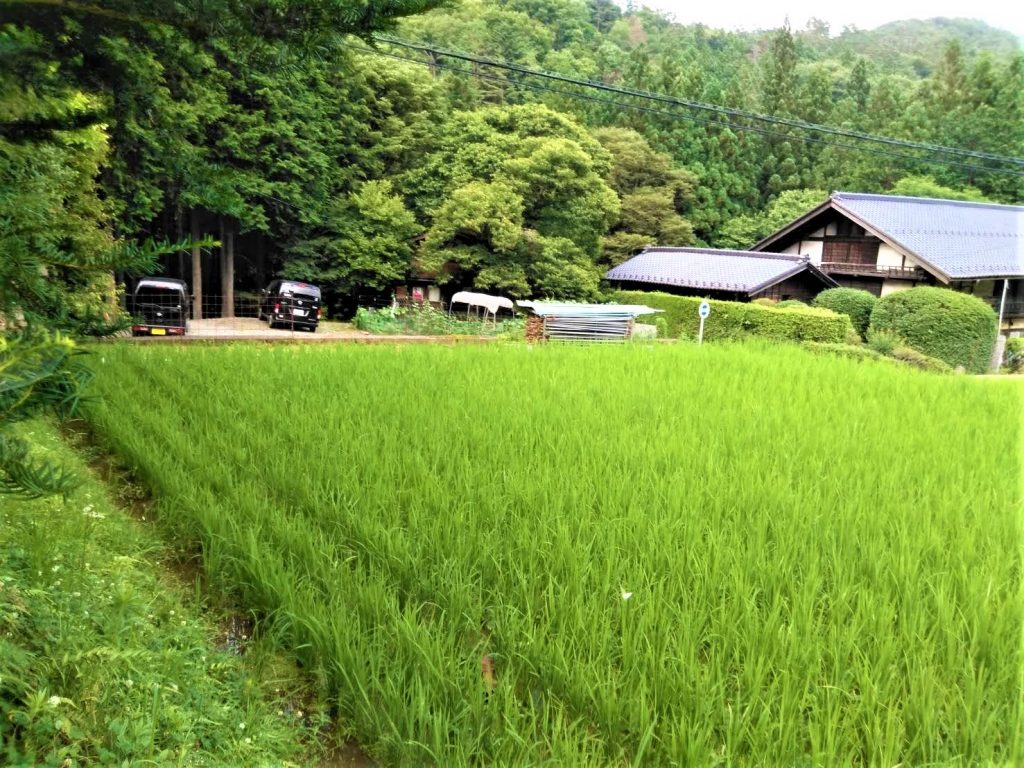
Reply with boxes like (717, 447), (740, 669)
(83, 342), (1023, 765)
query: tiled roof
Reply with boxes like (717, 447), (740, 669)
(605, 247), (832, 293)
(830, 193), (1022, 279)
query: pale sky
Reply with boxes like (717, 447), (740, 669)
(633, 0), (1024, 39)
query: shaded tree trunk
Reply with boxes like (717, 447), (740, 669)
(255, 232), (266, 286)
(221, 217), (235, 318)
(175, 208), (185, 280)
(190, 209), (203, 320)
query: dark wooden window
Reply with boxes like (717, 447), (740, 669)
(822, 238), (880, 266)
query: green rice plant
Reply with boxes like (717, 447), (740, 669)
(82, 341), (1023, 766)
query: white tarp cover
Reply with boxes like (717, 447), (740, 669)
(516, 301), (662, 317)
(450, 291), (515, 316)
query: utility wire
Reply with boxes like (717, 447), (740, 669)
(340, 40), (1024, 179)
(371, 34), (1024, 171)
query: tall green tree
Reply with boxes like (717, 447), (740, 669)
(593, 127), (697, 262)
(715, 188), (827, 249)
(412, 104), (619, 298)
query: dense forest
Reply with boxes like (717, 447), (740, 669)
(2, 0), (1022, 322)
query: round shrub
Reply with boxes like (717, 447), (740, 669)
(813, 288), (877, 339)
(868, 287), (997, 373)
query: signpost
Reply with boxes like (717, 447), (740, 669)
(698, 300), (710, 345)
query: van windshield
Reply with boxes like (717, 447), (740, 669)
(135, 287), (184, 306)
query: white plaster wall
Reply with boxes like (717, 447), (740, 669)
(802, 240), (823, 264)
(876, 244), (904, 269)
(780, 240), (823, 263)
(880, 279), (915, 297)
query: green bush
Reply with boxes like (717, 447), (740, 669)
(868, 287), (997, 373)
(354, 304), (524, 337)
(889, 345), (953, 373)
(803, 342), (950, 373)
(614, 291), (856, 344)
(774, 299), (808, 309)
(866, 328), (901, 356)
(653, 316), (669, 339)
(1004, 336), (1024, 373)
(813, 288), (877, 339)
(804, 342), (888, 363)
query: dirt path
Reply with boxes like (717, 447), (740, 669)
(121, 317), (495, 344)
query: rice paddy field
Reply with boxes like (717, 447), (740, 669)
(83, 342), (1022, 766)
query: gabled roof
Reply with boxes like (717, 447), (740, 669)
(753, 192), (1024, 281)
(605, 247), (838, 295)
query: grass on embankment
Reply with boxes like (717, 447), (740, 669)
(0, 420), (332, 767)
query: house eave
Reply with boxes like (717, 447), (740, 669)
(752, 196), (956, 285)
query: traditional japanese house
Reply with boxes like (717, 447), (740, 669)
(752, 192), (1024, 331)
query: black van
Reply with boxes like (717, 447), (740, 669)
(259, 280), (322, 332)
(130, 278), (189, 336)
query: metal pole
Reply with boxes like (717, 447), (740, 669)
(698, 316), (706, 345)
(994, 278), (1009, 368)
(997, 278), (1009, 330)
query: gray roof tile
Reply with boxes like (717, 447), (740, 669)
(832, 192), (1024, 279)
(606, 247), (825, 293)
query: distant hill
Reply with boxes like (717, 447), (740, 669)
(827, 18), (1021, 75)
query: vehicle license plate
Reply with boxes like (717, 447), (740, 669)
(151, 328), (166, 335)
(292, 309), (306, 317)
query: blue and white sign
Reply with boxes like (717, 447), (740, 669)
(698, 301), (710, 319)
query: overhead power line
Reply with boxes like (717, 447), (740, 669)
(340, 41), (1024, 178)
(356, 34), (1024, 178)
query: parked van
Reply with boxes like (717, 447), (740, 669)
(130, 278), (189, 336)
(259, 280), (322, 332)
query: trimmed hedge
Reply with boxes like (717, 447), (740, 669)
(813, 288), (877, 339)
(868, 287), (997, 373)
(774, 299), (808, 309)
(615, 291), (856, 344)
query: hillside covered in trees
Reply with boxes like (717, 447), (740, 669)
(3, 0), (1022, 318)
